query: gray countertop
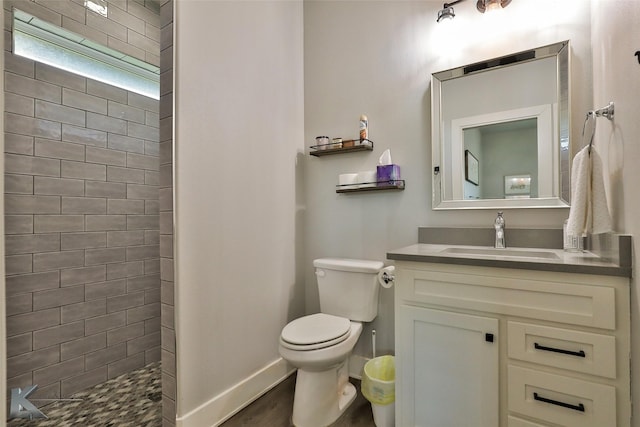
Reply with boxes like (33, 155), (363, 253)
(387, 243), (632, 278)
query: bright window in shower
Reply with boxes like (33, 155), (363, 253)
(12, 8), (160, 99)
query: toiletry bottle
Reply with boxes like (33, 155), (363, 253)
(359, 115), (368, 143)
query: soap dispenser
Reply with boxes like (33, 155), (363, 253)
(494, 212), (506, 249)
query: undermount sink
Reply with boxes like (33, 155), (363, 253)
(439, 247), (560, 260)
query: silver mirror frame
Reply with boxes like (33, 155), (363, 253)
(431, 40), (570, 210)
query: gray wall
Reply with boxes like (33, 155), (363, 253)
(4, 0), (160, 400)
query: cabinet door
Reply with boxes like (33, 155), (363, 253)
(397, 305), (499, 427)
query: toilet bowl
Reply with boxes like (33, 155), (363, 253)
(279, 314), (363, 427)
(278, 258), (384, 427)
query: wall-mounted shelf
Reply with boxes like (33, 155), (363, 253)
(309, 140), (373, 157)
(336, 180), (405, 194)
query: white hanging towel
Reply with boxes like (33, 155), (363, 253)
(566, 145), (612, 236)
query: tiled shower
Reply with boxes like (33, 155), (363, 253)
(4, 0), (166, 417)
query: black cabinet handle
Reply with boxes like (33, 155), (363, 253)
(533, 392), (585, 412)
(534, 342), (586, 358)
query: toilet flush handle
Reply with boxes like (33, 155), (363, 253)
(315, 269), (325, 278)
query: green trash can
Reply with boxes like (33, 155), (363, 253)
(361, 355), (395, 427)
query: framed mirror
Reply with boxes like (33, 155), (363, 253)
(432, 41), (570, 210)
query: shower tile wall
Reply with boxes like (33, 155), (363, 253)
(158, 1), (176, 425)
(3, 0), (161, 400)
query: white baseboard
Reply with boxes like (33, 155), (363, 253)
(176, 357), (294, 427)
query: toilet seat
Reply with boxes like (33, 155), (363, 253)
(280, 313), (351, 351)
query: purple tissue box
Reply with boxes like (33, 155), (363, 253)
(376, 164), (401, 186)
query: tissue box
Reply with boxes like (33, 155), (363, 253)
(376, 164), (401, 186)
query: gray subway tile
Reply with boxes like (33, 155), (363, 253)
(107, 322), (145, 346)
(33, 285), (85, 311)
(34, 215), (84, 233)
(61, 366), (107, 397)
(5, 112), (62, 140)
(61, 299), (106, 324)
(128, 92), (158, 112)
(85, 311), (127, 335)
(107, 166), (145, 184)
(33, 321), (85, 350)
(61, 232), (107, 250)
(5, 174), (34, 194)
(5, 233), (60, 255)
(5, 72), (61, 103)
(159, 163), (172, 187)
(7, 332), (33, 358)
(127, 153), (159, 171)
(61, 197), (107, 214)
(86, 146), (126, 166)
(6, 271), (60, 296)
(5, 51), (35, 78)
(6, 195), (60, 215)
(158, 188), (173, 212)
(61, 15), (109, 47)
(62, 88), (108, 114)
(33, 356), (85, 386)
(87, 112), (127, 135)
(7, 346), (60, 377)
(85, 279), (127, 301)
(61, 265), (106, 287)
(144, 140), (160, 156)
(145, 230), (160, 246)
(35, 99), (86, 127)
(85, 181), (127, 198)
(159, 235), (173, 258)
(5, 216), (34, 235)
(127, 331), (160, 356)
(127, 215), (159, 230)
(85, 343), (127, 371)
(86, 215), (127, 231)
(85, 247), (126, 265)
(62, 124), (107, 148)
(6, 153), (60, 177)
(6, 254), (33, 275)
(107, 291), (145, 313)
(35, 62), (86, 92)
(86, 9), (128, 41)
(108, 4), (145, 34)
(87, 80), (128, 104)
(160, 258), (174, 283)
(126, 245), (159, 261)
(145, 259), (161, 275)
(5, 133), (35, 155)
(33, 250), (85, 272)
(34, 176), (85, 196)
(127, 302), (160, 324)
(7, 307), (60, 337)
(161, 303), (174, 329)
(127, 184), (158, 200)
(108, 133), (145, 154)
(127, 122), (159, 141)
(145, 171), (160, 186)
(108, 36), (145, 62)
(107, 231), (145, 247)
(107, 261), (144, 280)
(6, 293), (33, 317)
(61, 160), (106, 181)
(145, 111), (159, 127)
(108, 100), (145, 124)
(107, 199), (145, 214)
(107, 352), (145, 379)
(127, 28), (159, 55)
(6, 92), (35, 116)
(160, 281), (174, 308)
(35, 138), (85, 161)
(145, 200), (159, 215)
(60, 333), (106, 361)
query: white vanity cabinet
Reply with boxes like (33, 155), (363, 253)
(394, 261), (630, 427)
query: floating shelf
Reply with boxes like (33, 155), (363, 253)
(336, 180), (405, 194)
(309, 140), (373, 157)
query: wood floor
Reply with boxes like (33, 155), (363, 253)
(221, 374), (376, 427)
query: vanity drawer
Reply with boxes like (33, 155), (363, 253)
(508, 365), (616, 427)
(398, 267), (616, 329)
(508, 322), (616, 378)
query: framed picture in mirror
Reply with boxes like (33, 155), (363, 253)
(465, 150), (479, 185)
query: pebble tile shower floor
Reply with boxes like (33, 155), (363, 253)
(8, 362), (162, 427)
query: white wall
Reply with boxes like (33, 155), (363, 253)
(173, 1), (304, 424)
(590, 1), (640, 424)
(303, 0), (592, 357)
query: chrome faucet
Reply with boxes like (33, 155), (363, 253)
(494, 211), (506, 249)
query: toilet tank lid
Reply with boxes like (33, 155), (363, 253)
(313, 258), (384, 273)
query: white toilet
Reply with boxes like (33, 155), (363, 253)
(279, 258), (384, 427)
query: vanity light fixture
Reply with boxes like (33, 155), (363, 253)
(437, 0), (512, 22)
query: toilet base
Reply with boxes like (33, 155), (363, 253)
(291, 360), (356, 427)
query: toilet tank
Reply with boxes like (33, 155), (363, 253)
(313, 258), (384, 322)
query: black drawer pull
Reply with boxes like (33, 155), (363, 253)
(534, 342), (586, 358)
(533, 392), (585, 412)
